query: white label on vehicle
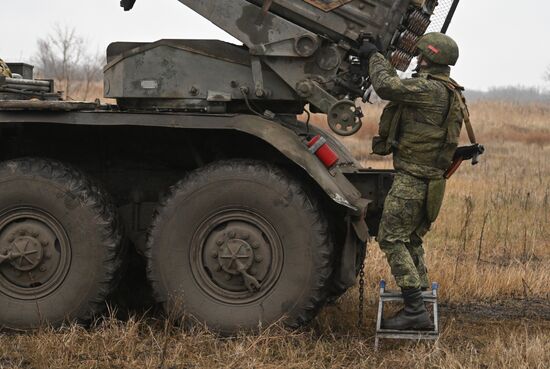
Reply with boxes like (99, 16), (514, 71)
(141, 80), (158, 89)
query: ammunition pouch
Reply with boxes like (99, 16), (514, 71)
(372, 103), (403, 156)
(426, 178), (446, 222)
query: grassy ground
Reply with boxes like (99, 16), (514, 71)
(1, 101), (549, 368)
(1, 313), (548, 369)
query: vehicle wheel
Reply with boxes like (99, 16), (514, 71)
(147, 160), (333, 334)
(0, 158), (122, 329)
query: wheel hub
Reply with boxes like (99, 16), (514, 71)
(193, 210), (283, 303)
(203, 221), (270, 293)
(218, 239), (254, 275)
(0, 208), (71, 299)
(8, 235), (44, 271)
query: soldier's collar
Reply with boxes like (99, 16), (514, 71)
(413, 65), (451, 78)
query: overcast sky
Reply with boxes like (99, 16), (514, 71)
(1, 0), (549, 91)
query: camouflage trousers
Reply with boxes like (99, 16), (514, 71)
(0, 59), (11, 78)
(377, 172), (432, 289)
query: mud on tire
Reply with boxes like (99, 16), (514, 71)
(147, 160), (333, 334)
(0, 158), (122, 329)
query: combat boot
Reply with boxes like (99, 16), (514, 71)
(382, 288), (433, 330)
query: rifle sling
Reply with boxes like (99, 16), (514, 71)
(429, 74), (477, 145)
(457, 93), (477, 144)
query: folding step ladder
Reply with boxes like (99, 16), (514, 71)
(374, 280), (440, 350)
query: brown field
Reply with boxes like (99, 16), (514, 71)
(0, 100), (549, 368)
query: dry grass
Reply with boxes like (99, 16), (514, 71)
(0, 313), (548, 369)
(1, 101), (549, 368)
(50, 80), (105, 102)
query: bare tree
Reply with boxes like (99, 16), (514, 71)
(33, 24), (104, 100)
(545, 65), (550, 82)
(80, 52), (104, 100)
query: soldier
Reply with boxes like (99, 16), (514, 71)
(0, 58), (12, 78)
(360, 33), (466, 330)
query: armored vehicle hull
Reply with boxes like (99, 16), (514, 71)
(0, 99), (392, 332)
(0, 0), (459, 333)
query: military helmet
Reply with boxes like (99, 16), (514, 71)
(416, 32), (459, 66)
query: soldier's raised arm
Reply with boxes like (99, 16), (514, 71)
(366, 53), (433, 106)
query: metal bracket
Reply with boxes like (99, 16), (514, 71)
(250, 57), (266, 98)
(249, 35), (321, 58)
(295, 79), (338, 113)
(307, 136), (327, 154)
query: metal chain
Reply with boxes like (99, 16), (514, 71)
(357, 261), (365, 327)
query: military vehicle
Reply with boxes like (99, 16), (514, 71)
(0, 0), (460, 333)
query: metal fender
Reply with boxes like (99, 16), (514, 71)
(0, 109), (365, 214)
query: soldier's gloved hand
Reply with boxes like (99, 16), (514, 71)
(359, 42), (379, 62)
(359, 39), (382, 75)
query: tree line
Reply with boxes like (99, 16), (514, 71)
(33, 25), (104, 100)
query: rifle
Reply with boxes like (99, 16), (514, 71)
(444, 144), (485, 179)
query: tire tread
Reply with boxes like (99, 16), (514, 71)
(0, 158), (123, 323)
(146, 159), (333, 329)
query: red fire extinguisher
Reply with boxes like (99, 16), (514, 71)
(307, 135), (339, 169)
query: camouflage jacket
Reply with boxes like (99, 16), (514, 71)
(0, 59), (11, 78)
(369, 53), (462, 179)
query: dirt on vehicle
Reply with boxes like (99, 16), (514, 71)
(0, 0), (462, 333)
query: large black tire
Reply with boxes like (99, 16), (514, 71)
(147, 160), (333, 334)
(0, 158), (122, 329)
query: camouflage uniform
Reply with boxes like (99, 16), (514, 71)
(369, 52), (459, 289)
(0, 59), (12, 78)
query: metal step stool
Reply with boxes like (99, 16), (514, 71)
(375, 280), (440, 350)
